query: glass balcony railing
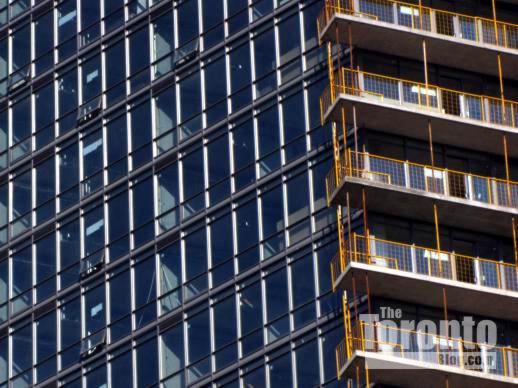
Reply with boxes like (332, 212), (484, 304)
(337, 317), (518, 380)
(320, 67), (518, 128)
(318, 0), (518, 50)
(330, 233), (518, 294)
(326, 149), (518, 209)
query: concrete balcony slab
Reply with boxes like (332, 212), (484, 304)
(341, 352), (518, 388)
(335, 261), (518, 322)
(330, 175), (518, 236)
(324, 93), (518, 158)
(321, 13), (518, 81)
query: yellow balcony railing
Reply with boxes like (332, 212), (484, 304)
(318, 0), (518, 50)
(326, 149), (518, 209)
(320, 67), (518, 128)
(330, 233), (518, 293)
(337, 319), (518, 379)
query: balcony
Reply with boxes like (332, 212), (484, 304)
(318, 0), (518, 80)
(331, 233), (518, 321)
(321, 68), (518, 158)
(337, 320), (518, 387)
(326, 150), (518, 236)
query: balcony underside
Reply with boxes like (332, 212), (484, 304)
(335, 261), (518, 322)
(330, 176), (518, 237)
(325, 93), (518, 158)
(320, 14), (518, 81)
(341, 352), (518, 388)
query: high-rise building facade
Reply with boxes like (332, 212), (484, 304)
(0, 0), (348, 387)
(2, 0), (517, 387)
(320, 0), (518, 386)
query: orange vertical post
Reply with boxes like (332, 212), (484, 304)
(504, 135), (512, 205)
(336, 25), (342, 87)
(498, 55), (506, 124)
(332, 124), (340, 187)
(513, 218), (518, 267)
(428, 121), (436, 192)
(342, 107), (347, 158)
(434, 204), (442, 275)
(362, 189), (370, 263)
(337, 206), (346, 272)
(418, 0), (423, 30)
(491, 0), (499, 45)
(492, 0), (507, 125)
(347, 192), (353, 261)
(423, 40), (430, 108)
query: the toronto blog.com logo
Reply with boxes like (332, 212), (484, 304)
(358, 306), (499, 372)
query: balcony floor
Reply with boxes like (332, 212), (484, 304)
(342, 352), (518, 388)
(325, 93), (518, 158)
(330, 175), (518, 237)
(321, 13), (518, 81)
(336, 261), (518, 322)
